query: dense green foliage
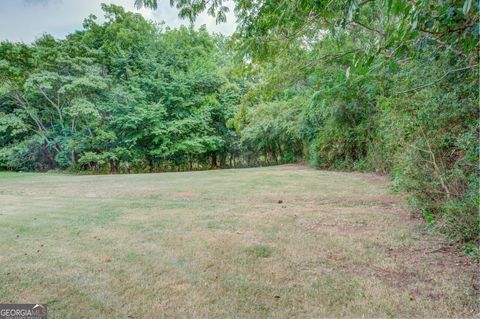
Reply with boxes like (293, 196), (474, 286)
(0, 4), (242, 172)
(1, 1), (478, 250)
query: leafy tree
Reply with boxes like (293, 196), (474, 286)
(0, 4), (240, 172)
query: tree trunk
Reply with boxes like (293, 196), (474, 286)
(211, 153), (218, 168)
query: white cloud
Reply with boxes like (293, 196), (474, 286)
(0, 0), (236, 43)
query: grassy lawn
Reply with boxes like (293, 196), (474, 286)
(0, 165), (478, 318)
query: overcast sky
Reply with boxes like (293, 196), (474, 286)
(0, 0), (237, 43)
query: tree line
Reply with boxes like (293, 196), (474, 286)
(1, 5), (247, 172)
(1, 1), (478, 252)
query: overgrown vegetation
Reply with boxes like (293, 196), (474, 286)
(0, 4), (244, 172)
(1, 1), (478, 251)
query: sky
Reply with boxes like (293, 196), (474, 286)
(0, 0), (237, 43)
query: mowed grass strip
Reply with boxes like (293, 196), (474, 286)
(0, 165), (478, 318)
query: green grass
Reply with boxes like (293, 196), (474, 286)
(0, 165), (478, 318)
(244, 245), (274, 258)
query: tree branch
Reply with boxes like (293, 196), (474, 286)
(396, 64), (478, 95)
